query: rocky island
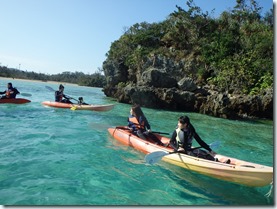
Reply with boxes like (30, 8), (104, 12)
(103, 55), (273, 120)
(102, 1), (273, 120)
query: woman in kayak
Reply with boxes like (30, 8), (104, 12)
(0, 82), (20, 99)
(128, 104), (165, 146)
(170, 116), (217, 161)
(55, 84), (72, 103)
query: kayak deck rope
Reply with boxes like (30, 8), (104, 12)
(264, 179), (273, 198)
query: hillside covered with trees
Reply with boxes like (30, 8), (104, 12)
(104, 0), (273, 95)
(102, 0), (273, 119)
(0, 66), (106, 88)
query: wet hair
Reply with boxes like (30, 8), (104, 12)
(8, 82), (13, 87)
(131, 104), (144, 119)
(179, 116), (190, 125)
(59, 84), (64, 89)
(131, 104), (150, 128)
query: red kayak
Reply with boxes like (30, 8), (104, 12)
(42, 101), (115, 111)
(0, 98), (31, 104)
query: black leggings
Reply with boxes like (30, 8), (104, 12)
(189, 149), (215, 161)
(136, 130), (163, 145)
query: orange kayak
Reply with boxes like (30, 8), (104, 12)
(0, 98), (31, 104)
(42, 101), (114, 111)
(108, 126), (273, 187)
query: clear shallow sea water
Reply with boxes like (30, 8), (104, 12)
(0, 78), (274, 206)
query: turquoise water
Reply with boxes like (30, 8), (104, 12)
(0, 78), (274, 206)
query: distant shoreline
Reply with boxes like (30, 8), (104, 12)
(0, 76), (78, 86)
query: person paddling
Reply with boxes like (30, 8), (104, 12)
(128, 104), (165, 146)
(0, 82), (20, 99)
(55, 84), (72, 104)
(170, 116), (218, 161)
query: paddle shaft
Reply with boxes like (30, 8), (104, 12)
(145, 141), (220, 165)
(20, 93), (32, 97)
(116, 126), (170, 135)
(168, 141), (220, 154)
(158, 147), (203, 157)
(152, 131), (170, 135)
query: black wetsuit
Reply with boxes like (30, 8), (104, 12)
(0, 87), (20, 99)
(170, 124), (214, 160)
(55, 91), (72, 103)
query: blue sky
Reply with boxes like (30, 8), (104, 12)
(0, 0), (273, 75)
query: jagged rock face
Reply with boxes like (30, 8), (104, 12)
(102, 56), (273, 120)
(102, 60), (129, 86)
(260, 88), (273, 119)
(178, 77), (198, 91)
(139, 68), (177, 88)
(199, 92), (273, 120)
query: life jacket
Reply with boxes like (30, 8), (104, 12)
(5, 90), (11, 98)
(176, 127), (193, 149)
(55, 91), (63, 102)
(129, 116), (145, 130)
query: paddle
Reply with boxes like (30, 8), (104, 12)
(45, 85), (79, 102)
(70, 106), (77, 111)
(20, 93), (32, 97)
(115, 126), (170, 135)
(12, 86), (32, 97)
(151, 131), (170, 135)
(45, 85), (56, 92)
(145, 141), (221, 165)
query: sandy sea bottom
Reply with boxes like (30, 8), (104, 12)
(0, 78), (274, 206)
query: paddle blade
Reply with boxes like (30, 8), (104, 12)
(210, 141), (221, 150)
(145, 151), (169, 165)
(45, 86), (55, 92)
(20, 93), (32, 97)
(71, 106), (77, 111)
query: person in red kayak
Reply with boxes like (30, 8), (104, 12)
(55, 84), (72, 103)
(170, 115), (217, 161)
(128, 104), (165, 146)
(0, 82), (20, 99)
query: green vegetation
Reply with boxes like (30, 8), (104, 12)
(106, 0), (273, 95)
(0, 66), (106, 88)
